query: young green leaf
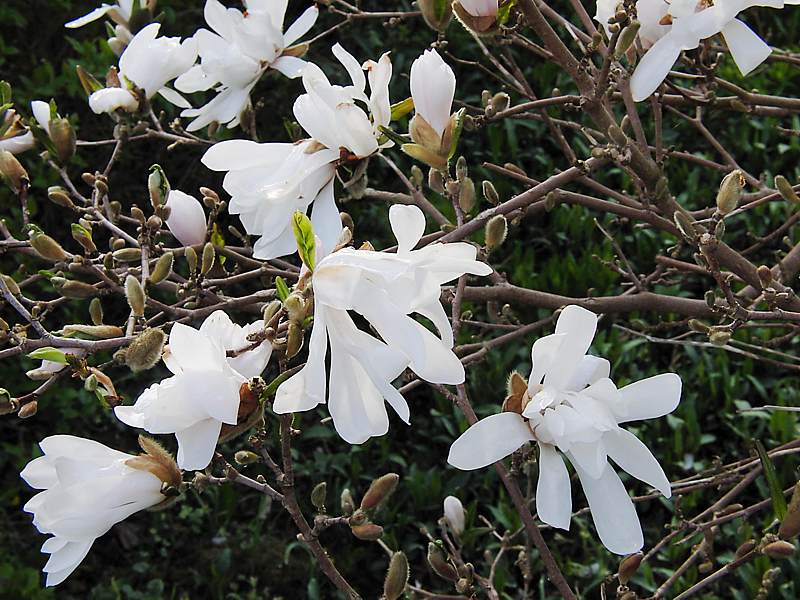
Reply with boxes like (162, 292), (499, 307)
(275, 276), (290, 302)
(755, 439), (787, 519)
(28, 347), (69, 364)
(291, 211), (316, 271)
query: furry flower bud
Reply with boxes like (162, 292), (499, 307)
(125, 275), (146, 316)
(125, 328), (166, 372)
(360, 473), (399, 510)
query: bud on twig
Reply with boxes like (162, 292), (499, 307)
(48, 186), (76, 210)
(458, 177), (475, 214)
(617, 552), (642, 585)
(351, 523), (384, 541)
(418, 0), (452, 31)
(18, 400), (38, 419)
(757, 265), (773, 290)
(428, 167), (445, 193)
(482, 180), (499, 205)
(125, 274), (146, 317)
(148, 164), (170, 210)
(360, 473), (399, 510)
(150, 252), (174, 284)
(286, 322), (303, 359)
(384, 551), (409, 600)
(55, 279), (97, 299)
(234, 450), (259, 465)
(427, 542), (458, 581)
(775, 175), (800, 204)
(779, 482), (800, 540)
(0, 150), (28, 193)
(49, 118), (76, 164)
(716, 170), (744, 215)
(341, 488), (355, 516)
(614, 21), (640, 58)
(485, 214), (507, 251)
(185, 246), (198, 274)
(201, 242), (215, 275)
(762, 540), (795, 559)
(125, 327), (166, 372)
(1, 274), (20, 296)
(311, 482), (327, 511)
(29, 230), (67, 262)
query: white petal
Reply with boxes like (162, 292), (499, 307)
(332, 43), (366, 94)
(565, 355), (610, 391)
(88, 87), (138, 114)
(528, 333), (566, 390)
(310, 178), (341, 257)
(175, 418), (223, 470)
(390, 204), (426, 253)
(271, 55), (308, 79)
(604, 428), (672, 497)
(536, 443), (572, 530)
(157, 86), (191, 109)
(283, 5), (319, 46)
(165, 189), (207, 246)
(65, 5), (113, 28)
(571, 457), (644, 554)
(410, 49), (455, 137)
(31, 100), (52, 135)
(544, 305), (597, 390)
(448, 412), (533, 470)
(721, 19), (771, 76)
(568, 441), (607, 479)
(43, 540), (94, 587)
(614, 373), (681, 423)
(443, 495), (466, 534)
(168, 322), (224, 372)
(630, 35), (681, 102)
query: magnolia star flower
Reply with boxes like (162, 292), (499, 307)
(21, 434), (180, 586)
(165, 189), (208, 247)
(629, 0), (792, 101)
(448, 305), (682, 554)
(0, 108), (34, 154)
(201, 139), (339, 259)
(65, 0), (146, 33)
(88, 23), (197, 115)
(273, 205), (492, 444)
(443, 495), (466, 535)
(115, 311), (271, 470)
(175, 0), (318, 132)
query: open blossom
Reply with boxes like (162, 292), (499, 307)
(443, 495), (466, 534)
(448, 305), (682, 554)
(88, 23), (197, 114)
(273, 205), (492, 444)
(175, 0), (318, 132)
(21, 435), (179, 586)
(628, 0), (793, 101)
(115, 311), (271, 470)
(202, 139), (339, 259)
(165, 189), (208, 247)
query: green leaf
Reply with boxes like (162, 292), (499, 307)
(390, 97), (414, 121)
(275, 276), (290, 302)
(498, 0), (517, 25)
(27, 347), (68, 364)
(378, 125), (410, 148)
(71, 223), (93, 241)
(0, 81), (11, 105)
(291, 211), (316, 272)
(755, 438), (787, 519)
(211, 223), (226, 265)
(447, 107), (466, 161)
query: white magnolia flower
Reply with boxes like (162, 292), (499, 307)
(65, 0), (147, 31)
(21, 435), (175, 586)
(443, 495), (466, 534)
(410, 49), (456, 139)
(294, 43), (393, 159)
(0, 109), (34, 154)
(458, 0), (499, 16)
(165, 189), (208, 247)
(273, 205), (492, 444)
(202, 139), (339, 259)
(115, 311), (271, 470)
(629, 0), (796, 101)
(448, 305), (682, 554)
(88, 23), (197, 114)
(175, 0), (319, 131)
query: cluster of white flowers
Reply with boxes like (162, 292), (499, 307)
(15, 0), (693, 586)
(595, 0), (800, 101)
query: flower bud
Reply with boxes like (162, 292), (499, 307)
(0, 150), (28, 193)
(165, 190), (208, 247)
(286, 322), (303, 359)
(71, 223), (97, 254)
(49, 118), (76, 163)
(148, 164), (169, 210)
(453, 0), (498, 34)
(735, 539), (757, 559)
(18, 400), (38, 419)
(485, 214), (507, 251)
(0, 388), (15, 415)
(1, 274), (20, 295)
(61, 324), (124, 339)
(614, 21), (640, 59)
(673, 211), (697, 242)
(482, 180), (499, 205)
(341, 488), (355, 516)
(458, 177), (476, 214)
(47, 186), (76, 210)
(716, 170), (744, 215)
(125, 274), (146, 316)
(709, 330), (731, 346)
(490, 92), (510, 113)
(57, 279), (97, 299)
(443, 495), (466, 535)
(617, 552), (642, 585)
(201, 242), (215, 275)
(427, 542), (458, 581)
(351, 523), (384, 541)
(775, 175), (800, 204)
(763, 540), (795, 559)
(419, 0), (453, 31)
(150, 252), (174, 284)
(89, 297), (104, 325)
(125, 327), (166, 372)
(263, 299), (282, 324)
(113, 248), (142, 263)
(311, 482), (327, 510)
(384, 551), (409, 600)
(428, 167), (445, 193)
(234, 450), (260, 465)
(360, 473), (399, 510)
(757, 265), (773, 289)
(410, 164), (424, 187)
(185, 246), (198, 274)
(29, 231), (68, 262)
(779, 482), (800, 540)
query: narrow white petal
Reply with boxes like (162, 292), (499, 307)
(175, 418), (223, 470)
(536, 443), (572, 530)
(448, 413), (533, 470)
(721, 19), (771, 76)
(544, 305), (597, 390)
(614, 373), (681, 423)
(283, 6), (319, 46)
(604, 428), (672, 497)
(630, 36), (681, 102)
(390, 204), (426, 253)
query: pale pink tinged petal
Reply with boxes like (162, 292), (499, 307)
(65, 5), (113, 28)
(604, 428), (672, 497)
(157, 86), (191, 109)
(721, 19), (771, 76)
(20, 457), (57, 489)
(570, 457), (644, 554)
(536, 442), (572, 530)
(43, 540), (93, 587)
(332, 43), (366, 93)
(310, 178), (341, 257)
(615, 373), (681, 423)
(546, 305), (598, 388)
(175, 418), (223, 470)
(447, 412), (533, 470)
(390, 204), (426, 253)
(283, 6), (319, 46)
(271, 55), (308, 79)
(528, 333), (567, 390)
(630, 35), (681, 102)
(88, 88), (138, 114)
(168, 322), (225, 372)
(31, 100), (52, 134)
(165, 190), (207, 247)
(565, 355), (611, 391)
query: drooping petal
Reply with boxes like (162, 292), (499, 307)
(630, 35), (681, 102)
(448, 412), (533, 470)
(283, 5), (319, 46)
(43, 539), (94, 587)
(604, 428), (672, 497)
(175, 418), (223, 470)
(721, 18), (771, 76)
(390, 204), (426, 253)
(535, 442), (572, 530)
(614, 373), (681, 423)
(65, 5), (114, 28)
